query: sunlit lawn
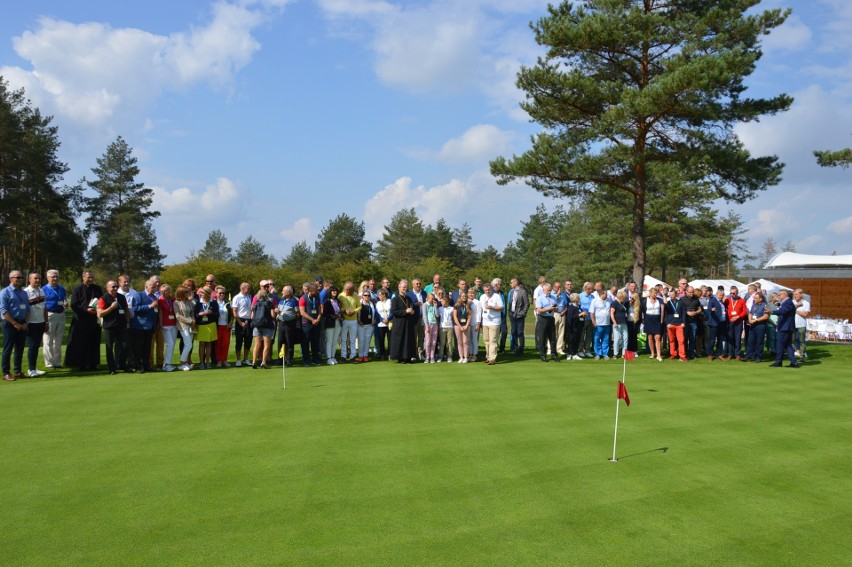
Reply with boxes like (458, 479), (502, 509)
(1, 342), (850, 565)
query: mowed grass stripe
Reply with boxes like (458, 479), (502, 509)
(1, 345), (850, 565)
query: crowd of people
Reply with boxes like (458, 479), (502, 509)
(1, 269), (812, 381)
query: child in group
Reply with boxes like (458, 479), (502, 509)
(437, 296), (455, 363)
(422, 292), (439, 363)
(453, 294), (471, 363)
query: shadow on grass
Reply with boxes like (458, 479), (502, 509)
(617, 447), (669, 460)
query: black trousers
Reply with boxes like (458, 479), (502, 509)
(300, 322), (321, 364)
(235, 318), (252, 355)
(2, 320), (27, 374)
(103, 327), (127, 373)
(580, 318), (595, 354)
(536, 316), (556, 359)
(278, 320), (298, 363)
(130, 328), (153, 371)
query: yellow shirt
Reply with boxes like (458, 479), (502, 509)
(338, 293), (359, 321)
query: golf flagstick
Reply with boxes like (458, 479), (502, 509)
(609, 350), (632, 462)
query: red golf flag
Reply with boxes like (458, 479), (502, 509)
(624, 350), (635, 361)
(617, 381), (630, 406)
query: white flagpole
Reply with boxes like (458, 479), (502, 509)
(609, 355), (628, 462)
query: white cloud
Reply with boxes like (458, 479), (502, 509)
(751, 208), (798, 238)
(0, 0), (287, 131)
(362, 170), (546, 248)
(152, 177), (245, 219)
(280, 217), (316, 242)
(440, 124), (514, 162)
(764, 14), (812, 53)
(827, 215), (852, 235)
(315, 0), (546, 116)
(363, 176), (470, 241)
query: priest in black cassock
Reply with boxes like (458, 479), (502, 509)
(65, 270), (104, 370)
(389, 279), (418, 363)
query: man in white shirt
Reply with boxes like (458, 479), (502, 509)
(792, 288), (811, 359)
(480, 280), (504, 365)
(231, 282), (253, 366)
(24, 273), (47, 377)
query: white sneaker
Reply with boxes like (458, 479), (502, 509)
(223, 362), (231, 368)
(243, 359), (250, 366)
(181, 364), (191, 371)
(29, 369), (45, 377)
(794, 350), (801, 358)
(235, 360), (242, 367)
(327, 359), (335, 365)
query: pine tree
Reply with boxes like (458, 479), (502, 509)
(233, 235), (276, 266)
(83, 136), (163, 276)
(196, 229), (233, 262)
(375, 208), (427, 273)
(0, 77), (85, 275)
(313, 214), (372, 272)
(491, 0), (792, 285)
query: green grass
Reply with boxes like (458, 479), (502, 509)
(2, 345), (851, 566)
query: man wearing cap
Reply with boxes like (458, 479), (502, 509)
(2, 271), (31, 381)
(42, 269), (68, 369)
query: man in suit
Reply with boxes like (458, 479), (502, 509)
(509, 278), (529, 356)
(770, 289), (798, 368)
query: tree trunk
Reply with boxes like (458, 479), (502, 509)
(631, 192), (646, 287)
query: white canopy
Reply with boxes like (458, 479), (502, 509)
(689, 279), (747, 295)
(749, 278), (792, 296)
(642, 275), (668, 291)
(766, 252), (852, 268)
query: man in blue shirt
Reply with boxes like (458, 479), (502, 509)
(578, 282), (596, 358)
(535, 283), (560, 362)
(42, 269), (68, 369)
(1, 271), (31, 381)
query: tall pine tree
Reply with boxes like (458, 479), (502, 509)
(83, 136), (164, 276)
(491, 0), (792, 285)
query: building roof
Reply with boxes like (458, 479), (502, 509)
(765, 252), (852, 268)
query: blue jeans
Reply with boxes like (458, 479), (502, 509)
(727, 320), (743, 357)
(745, 323), (766, 361)
(510, 317), (525, 353)
(594, 325), (611, 357)
(2, 320), (27, 375)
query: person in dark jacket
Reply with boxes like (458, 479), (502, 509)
(508, 278), (529, 356)
(704, 289), (726, 360)
(389, 280), (417, 363)
(64, 270), (103, 371)
(770, 290), (799, 368)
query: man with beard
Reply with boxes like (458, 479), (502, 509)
(65, 270), (103, 371)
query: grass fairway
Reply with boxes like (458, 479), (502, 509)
(2, 345), (851, 566)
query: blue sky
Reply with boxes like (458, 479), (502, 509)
(2, 0), (850, 266)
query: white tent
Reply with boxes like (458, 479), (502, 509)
(749, 278), (791, 296)
(689, 279), (747, 295)
(642, 275), (668, 292)
(765, 251), (852, 268)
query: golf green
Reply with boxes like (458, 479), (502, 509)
(2, 346), (850, 565)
